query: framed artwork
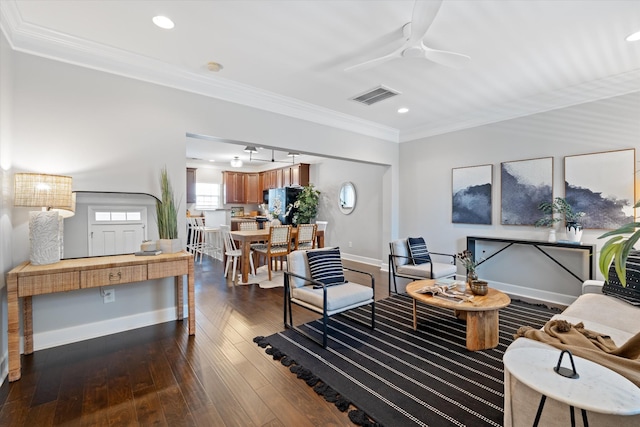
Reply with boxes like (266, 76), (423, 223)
(501, 157), (553, 225)
(452, 164), (492, 224)
(565, 149), (635, 229)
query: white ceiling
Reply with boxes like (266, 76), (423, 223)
(2, 0), (640, 161)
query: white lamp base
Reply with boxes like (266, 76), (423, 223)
(29, 211), (61, 265)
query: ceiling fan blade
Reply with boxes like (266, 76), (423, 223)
(408, 0), (443, 44)
(422, 45), (471, 69)
(344, 45), (405, 72)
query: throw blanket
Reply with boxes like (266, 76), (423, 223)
(515, 320), (640, 387)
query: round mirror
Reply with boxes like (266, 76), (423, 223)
(339, 182), (356, 215)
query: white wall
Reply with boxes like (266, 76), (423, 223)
(399, 92), (640, 304)
(2, 45), (398, 366)
(311, 158), (387, 264)
(0, 28), (15, 381)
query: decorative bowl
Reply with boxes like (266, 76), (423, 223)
(470, 280), (489, 296)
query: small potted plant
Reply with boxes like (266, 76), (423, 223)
(457, 250), (487, 295)
(156, 166), (182, 253)
(534, 197), (585, 242)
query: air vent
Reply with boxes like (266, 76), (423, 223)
(350, 85), (400, 106)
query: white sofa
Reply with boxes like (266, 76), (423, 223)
(503, 281), (640, 426)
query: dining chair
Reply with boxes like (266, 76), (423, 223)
(253, 225), (292, 281)
(295, 223), (317, 250)
(187, 217), (207, 263)
(220, 224), (255, 285)
(238, 221), (258, 231)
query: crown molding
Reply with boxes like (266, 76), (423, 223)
(0, 0), (399, 143)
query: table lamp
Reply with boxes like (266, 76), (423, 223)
(14, 173), (73, 265)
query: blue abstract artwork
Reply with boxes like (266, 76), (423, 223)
(452, 164), (492, 224)
(501, 157), (553, 225)
(565, 149), (635, 229)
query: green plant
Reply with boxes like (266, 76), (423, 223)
(457, 250), (480, 274)
(598, 200), (640, 287)
(290, 184), (321, 225)
(156, 166), (180, 239)
(534, 197), (585, 227)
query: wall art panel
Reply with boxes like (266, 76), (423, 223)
(452, 164), (492, 225)
(501, 157), (553, 225)
(565, 149), (635, 229)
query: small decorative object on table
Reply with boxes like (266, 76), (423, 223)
(457, 250), (481, 287)
(470, 279), (489, 296)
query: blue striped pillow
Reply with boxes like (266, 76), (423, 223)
(407, 237), (431, 265)
(306, 247), (345, 287)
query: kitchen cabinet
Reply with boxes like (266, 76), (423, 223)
(223, 171), (245, 203)
(186, 168), (197, 204)
(244, 173), (261, 203)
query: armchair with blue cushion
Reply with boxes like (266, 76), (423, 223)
(284, 247), (375, 348)
(388, 237), (456, 294)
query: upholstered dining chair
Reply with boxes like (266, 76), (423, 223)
(238, 221), (258, 231)
(220, 224), (255, 285)
(295, 223), (317, 250)
(253, 225), (292, 281)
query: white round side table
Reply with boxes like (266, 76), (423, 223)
(504, 347), (640, 426)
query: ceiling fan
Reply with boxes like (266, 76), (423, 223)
(345, 0), (470, 72)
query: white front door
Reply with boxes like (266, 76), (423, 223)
(88, 206), (148, 256)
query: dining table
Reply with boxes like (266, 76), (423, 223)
(230, 227), (325, 283)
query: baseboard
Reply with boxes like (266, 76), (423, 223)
(29, 304), (189, 352)
(488, 280), (577, 307)
(341, 252), (381, 267)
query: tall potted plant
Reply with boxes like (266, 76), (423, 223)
(290, 184), (321, 225)
(156, 166), (182, 253)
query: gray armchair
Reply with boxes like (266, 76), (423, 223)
(284, 247), (375, 348)
(388, 238), (456, 294)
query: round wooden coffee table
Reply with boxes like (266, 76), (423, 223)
(406, 279), (511, 351)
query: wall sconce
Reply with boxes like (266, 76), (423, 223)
(14, 173), (73, 265)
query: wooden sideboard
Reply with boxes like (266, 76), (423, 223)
(6, 251), (195, 382)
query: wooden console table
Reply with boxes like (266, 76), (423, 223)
(6, 251), (195, 382)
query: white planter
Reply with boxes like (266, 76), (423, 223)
(158, 238), (183, 253)
(566, 223), (583, 243)
(548, 229), (557, 243)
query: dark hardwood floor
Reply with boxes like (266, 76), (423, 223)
(0, 256), (389, 426)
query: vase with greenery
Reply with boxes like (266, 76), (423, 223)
(534, 197), (585, 242)
(156, 166), (182, 253)
(598, 200), (640, 287)
(289, 184), (320, 225)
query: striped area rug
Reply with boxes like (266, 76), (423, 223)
(255, 294), (560, 427)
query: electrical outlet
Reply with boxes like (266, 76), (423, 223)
(348, 241), (353, 248)
(103, 288), (115, 304)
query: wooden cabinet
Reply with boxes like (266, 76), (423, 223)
(244, 173), (261, 203)
(223, 171), (245, 203)
(186, 168), (197, 204)
(229, 164), (310, 202)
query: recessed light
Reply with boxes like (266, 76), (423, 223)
(397, 107), (409, 114)
(152, 16), (175, 30)
(626, 30), (640, 42)
(208, 159), (215, 162)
